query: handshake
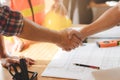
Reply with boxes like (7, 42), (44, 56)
(56, 29), (85, 51)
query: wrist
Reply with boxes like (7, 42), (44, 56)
(55, 30), (66, 46)
(79, 25), (93, 41)
(55, 32), (62, 44)
(78, 31), (86, 42)
(50, 31), (62, 44)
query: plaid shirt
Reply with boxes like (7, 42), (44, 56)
(0, 6), (24, 36)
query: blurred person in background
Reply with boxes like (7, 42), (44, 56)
(63, 0), (93, 24)
(63, 0), (119, 24)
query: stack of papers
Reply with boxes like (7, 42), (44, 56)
(42, 43), (120, 80)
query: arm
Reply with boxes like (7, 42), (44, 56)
(0, 35), (7, 59)
(0, 35), (20, 68)
(17, 18), (80, 51)
(79, 3), (120, 41)
(69, 3), (120, 41)
(18, 18), (62, 44)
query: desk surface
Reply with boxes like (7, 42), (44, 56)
(0, 42), (71, 80)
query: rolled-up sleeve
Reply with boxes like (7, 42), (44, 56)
(0, 6), (24, 36)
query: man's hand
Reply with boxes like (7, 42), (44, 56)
(57, 29), (82, 51)
(67, 29), (85, 41)
(1, 56), (35, 68)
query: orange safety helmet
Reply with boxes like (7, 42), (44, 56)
(10, 0), (45, 25)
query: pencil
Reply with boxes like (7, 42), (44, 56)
(74, 63), (100, 70)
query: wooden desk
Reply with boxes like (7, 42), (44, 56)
(0, 42), (71, 80)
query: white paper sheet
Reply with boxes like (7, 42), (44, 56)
(92, 67), (120, 80)
(41, 43), (120, 80)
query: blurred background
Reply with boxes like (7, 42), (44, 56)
(0, 0), (119, 26)
(45, 0), (119, 24)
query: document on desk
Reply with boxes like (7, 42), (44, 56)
(41, 43), (120, 80)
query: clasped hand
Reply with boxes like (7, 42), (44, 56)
(57, 29), (83, 51)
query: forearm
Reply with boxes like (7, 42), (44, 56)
(79, 4), (120, 40)
(0, 35), (7, 59)
(18, 18), (62, 44)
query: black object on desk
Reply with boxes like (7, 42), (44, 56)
(8, 58), (38, 80)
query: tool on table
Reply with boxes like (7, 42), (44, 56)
(8, 58), (38, 80)
(97, 40), (120, 48)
